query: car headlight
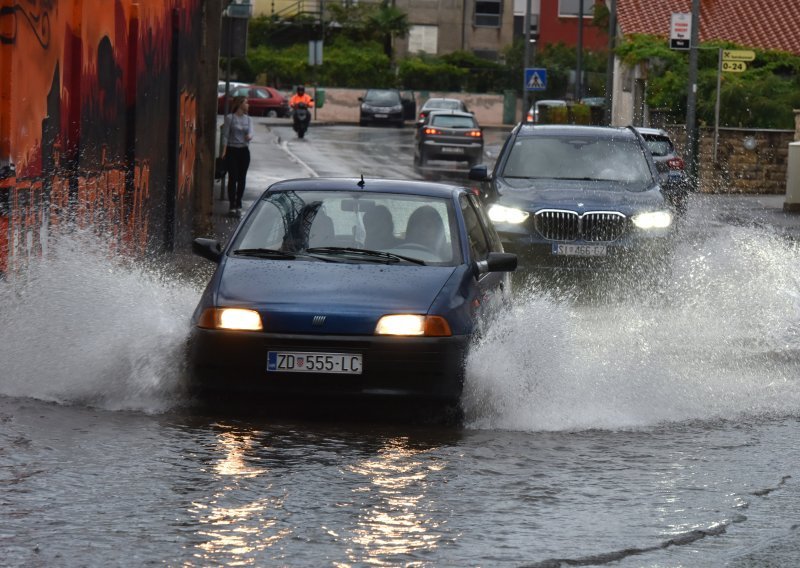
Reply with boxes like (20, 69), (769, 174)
(375, 315), (452, 337)
(197, 308), (263, 331)
(632, 211), (673, 229)
(488, 204), (530, 224)
(391, 104), (403, 112)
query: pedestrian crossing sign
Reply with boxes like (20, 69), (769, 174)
(525, 68), (547, 91)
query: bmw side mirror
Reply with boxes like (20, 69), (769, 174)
(193, 237), (223, 263)
(468, 164), (489, 181)
(474, 252), (517, 276)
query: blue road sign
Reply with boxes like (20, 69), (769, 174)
(525, 68), (547, 91)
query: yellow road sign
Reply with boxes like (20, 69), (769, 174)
(722, 49), (756, 62)
(722, 60), (747, 73)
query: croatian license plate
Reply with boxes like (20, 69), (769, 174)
(375, 113), (388, 118)
(267, 351), (363, 375)
(552, 243), (607, 257)
(441, 146), (464, 153)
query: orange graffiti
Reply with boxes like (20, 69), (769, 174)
(178, 91), (197, 202)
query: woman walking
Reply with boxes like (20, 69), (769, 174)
(221, 96), (254, 215)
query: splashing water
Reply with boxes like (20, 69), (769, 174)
(0, 230), (202, 413)
(463, 225), (800, 431)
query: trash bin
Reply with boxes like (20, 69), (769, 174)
(315, 88), (325, 109)
(502, 90), (517, 125)
(786, 141), (800, 212)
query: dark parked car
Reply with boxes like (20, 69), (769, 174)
(416, 98), (470, 128)
(636, 127), (691, 213)
(358, 89), (406, 127)
(218, 85), (290, 117)
(469, 124), (681, 270)
(414, 110), (484, 168)
(187, 177), (516, 411)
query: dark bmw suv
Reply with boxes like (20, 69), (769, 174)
(469, 124), (684, 270)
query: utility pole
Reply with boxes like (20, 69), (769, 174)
(604, 0), (616, 124)
(685, 0), (700, 189)
(522, 0), (532, 122)
(576, 0), (584, 101)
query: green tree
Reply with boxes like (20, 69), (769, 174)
(615, 34), (800, 128)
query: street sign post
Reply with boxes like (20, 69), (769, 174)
(722, 49), (756, 62)
(670, 13), (691, 50)
(524, 68), (547, 91)
(721, 60), (747, 73)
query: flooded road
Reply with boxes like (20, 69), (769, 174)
(1, 124), (800, 566)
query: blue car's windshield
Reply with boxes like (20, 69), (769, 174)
(231, 191), (463, 266)
(501, 135), (653, 187)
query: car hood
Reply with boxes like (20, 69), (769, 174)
(210, 259), (457, 334)
(496, 177), (667, 213)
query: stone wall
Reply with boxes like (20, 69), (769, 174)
(664, 126), (794, 194)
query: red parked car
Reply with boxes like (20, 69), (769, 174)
(217, 85), (290, 117)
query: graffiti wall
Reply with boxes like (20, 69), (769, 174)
(0, 0), (215, 274)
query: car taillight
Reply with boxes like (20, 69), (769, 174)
(465, 130), (482, 138)
(667, 157), (685, 170)
(423, 127), (441, 135)
(526, 112), (534, 123)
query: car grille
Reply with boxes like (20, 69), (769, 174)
(534, 209), (627, 242)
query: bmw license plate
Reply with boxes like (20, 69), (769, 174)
(441, 146), (464, 153)
(267, 351), (363, 375)
(552, 243), (607, 257)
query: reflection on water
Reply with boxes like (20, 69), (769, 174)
(346, 438), (443, 563)
(183, 422), (456, 565)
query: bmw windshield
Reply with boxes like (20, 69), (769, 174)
(500, 135), (654, 190)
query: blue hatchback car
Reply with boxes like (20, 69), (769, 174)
(187, 178), (516, 408)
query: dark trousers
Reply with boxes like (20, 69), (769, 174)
(226, 146), (250, 209)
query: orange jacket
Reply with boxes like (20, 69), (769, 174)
(289, 93), (314, 108)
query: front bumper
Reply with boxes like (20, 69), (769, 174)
(187, 329), (469, 403)
(498, 229), (674, 271)
(360, 109), (404, 124)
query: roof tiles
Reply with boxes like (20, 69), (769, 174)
(616, 0), (800, 55)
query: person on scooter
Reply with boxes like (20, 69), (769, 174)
(289, 85), (314, 109)
(290, 85), (314, 138)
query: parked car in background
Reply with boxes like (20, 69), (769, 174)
(416, 98), (470, 128)
(359, 89), (406, 127)
(217, 80), (249, 96)
(218, 85), (290, 117)
(635, 127), (691, 213)
(469, 124), (682, 271)
(187, 177), (516, 414)
(414, 110), (484, 168)
(526, 99), (567, 123)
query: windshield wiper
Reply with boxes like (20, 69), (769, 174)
(306, 246), (427, 265)
(233, 248), (339, 262)
(233, 248), (296, 258)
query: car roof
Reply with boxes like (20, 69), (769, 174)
(634, 126), (670, 137)
(265, 177), (468, 200)
(515, 124), (639, 140)
(427, 110), (475, 119)
(422, 98), (463, 105)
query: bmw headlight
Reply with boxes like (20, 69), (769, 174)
(197, 308), (263, 331)
(488, 204), (530, 224)
(632, 211), (673, 229)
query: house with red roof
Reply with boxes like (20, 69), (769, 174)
(611, 0), (800, 125)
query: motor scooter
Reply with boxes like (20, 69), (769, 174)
(292, 103), (311, 139)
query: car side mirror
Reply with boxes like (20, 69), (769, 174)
(474, 252), (517, 276)
(193, 237), (223, 263)
(468, 164), (489, 181)
(358, 97), (364, 102)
